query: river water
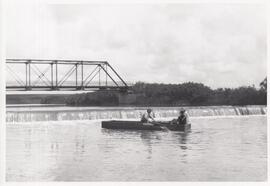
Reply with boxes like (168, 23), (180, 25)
(6, 106), (267, 181)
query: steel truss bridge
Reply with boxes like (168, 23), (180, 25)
(6, 59), (129, 91)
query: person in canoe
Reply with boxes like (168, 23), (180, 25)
(177, 109), (189, 125)
(141, 108), (156, 123)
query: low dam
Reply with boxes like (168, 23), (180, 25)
(6, 105), (266, 123)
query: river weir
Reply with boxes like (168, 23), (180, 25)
(6, 105), (267, 123)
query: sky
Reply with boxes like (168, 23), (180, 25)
(6, 1), (267, 88)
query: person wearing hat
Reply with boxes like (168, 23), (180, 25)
(141, 108), (155, 123)
(177, 109), (189, 125)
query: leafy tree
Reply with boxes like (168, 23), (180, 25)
(64, 80), (267, 106)
(260, 77), (267, 91)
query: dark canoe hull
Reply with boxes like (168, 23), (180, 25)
(101, 120), (191, 132)
(164, 123), (191, 132)
(102, 120), (164, 131)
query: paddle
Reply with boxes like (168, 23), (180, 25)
(150, 121), (170, 131)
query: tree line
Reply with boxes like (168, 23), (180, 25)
(60, 78), (267, 106)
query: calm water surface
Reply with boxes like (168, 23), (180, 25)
(6, 116), (267, 181)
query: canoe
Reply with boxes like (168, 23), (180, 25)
(102, 120), (165, 131)
(101, 120), (191, 132)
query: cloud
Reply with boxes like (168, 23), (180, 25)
(6, 3), (267, 88)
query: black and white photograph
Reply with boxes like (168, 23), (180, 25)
(1, 0), (268, 183)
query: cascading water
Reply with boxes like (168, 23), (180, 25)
(6, 105), (267, 123)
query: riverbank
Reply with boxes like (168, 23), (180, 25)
(6, 94), (70, 104)
(7, 81), (267, 106)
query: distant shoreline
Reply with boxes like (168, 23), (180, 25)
(6, 81), (267, 106)
(6, 104), (66, 108)
(6, 104), (267, 109)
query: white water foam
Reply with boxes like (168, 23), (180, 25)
(6, 105), (267, 123)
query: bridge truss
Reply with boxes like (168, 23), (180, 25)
(6, 59), (129, 91)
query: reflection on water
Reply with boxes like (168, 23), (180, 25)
(6, 116), (267, 181)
